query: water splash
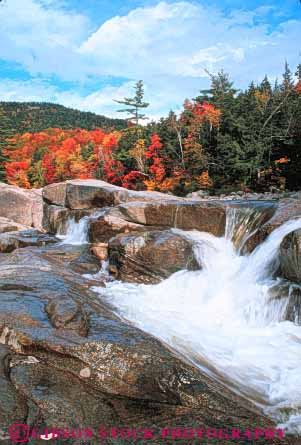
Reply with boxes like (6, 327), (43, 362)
(59, 216), (90, 245)
(59, 210), (106, 245)
(84, 260), (113, 282)
(225, 204), (273, 252)
(96, 216), (301, 433)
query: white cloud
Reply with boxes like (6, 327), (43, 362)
(79, 1), (299, 82)
(0, 77), (200, 122)
(0, 79), (58, 102)
(0, 0), (91, 80)
(0, 0), (300, 119)
(59, 76), (203, 120)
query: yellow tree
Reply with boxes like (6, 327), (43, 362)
(129, 138), (147, 173)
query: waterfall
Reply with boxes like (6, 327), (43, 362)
(59, 210), (106, 245)
(95, 212), (301, 433)
(225, 204), (274, 252)
(59, 216), (90, 245)
(83, 260), (113, 281)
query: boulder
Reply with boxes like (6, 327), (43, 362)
(43, 179), (183, 210)
(69, 246), (101, 275)
(0, 245), (285, 442)
(89, 207), (155, 243)
(280, 228), (301, 283)
(90, 200), (226, 244)
(0, 230), (58, 253)
(42, 204), (98, 235)
(90, 242), (108, 262)
(45, 298), (89, 336)
(284, 285), (301, 324)
(245, 198), (301, 252)
(267, 282), (301, 324)
(117, 200), (226, 235)
(0, 217), (31, 234)
(109, 230), (199, 284)
(226, 201), (276, 252)
(0, 345), (28, 441)
(0, 182), (44, 230)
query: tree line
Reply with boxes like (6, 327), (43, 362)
(0, 62), (300, 193)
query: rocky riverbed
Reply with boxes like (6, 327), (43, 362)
(0, 179), (300, 444)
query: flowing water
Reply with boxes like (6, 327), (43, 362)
(90, 208), (301, 433)
(58, 210), (106, 245)
(225, 204), (273, 253)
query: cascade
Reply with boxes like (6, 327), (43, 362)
(225, 203), (274, 252)
(93, 208), (301, 433)
(58, 210), (106, 245)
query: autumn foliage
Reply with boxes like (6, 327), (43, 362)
(3, 102), (220, 192)
(5, 128), (124, 188)
(3, 63), (299, 194)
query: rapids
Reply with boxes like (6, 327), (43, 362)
(92, 208), (301, 433)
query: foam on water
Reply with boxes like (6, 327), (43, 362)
(94, 211), (301, 433)
(58, 210), (106, 245)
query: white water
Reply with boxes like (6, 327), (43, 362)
(83, 260), (113, 282)
(58, 210), (106, 245)
(93, 212), (301, 433)
(225, 205), (272, 253)
(59, 216), (90, 245)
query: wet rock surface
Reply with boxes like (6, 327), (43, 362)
(244, 197), (301, 252)
(68, 246), (101, 275)
(0, 179), (299, 443)
(280, 228), (301, 284)
(43, 203), (97, 234)
(117, 200), (226, 236)
(109, 230), (199, 284)
(90, 242), (108, 262)
(0, 229), (58, 253)
(0, 244), (289, 443)
(45, 298), (89, 336)
(0, 345), (28, 439)
(284, 285), (301, 324)
(89, 200), (226, 244)
(88, 206), (149, 243)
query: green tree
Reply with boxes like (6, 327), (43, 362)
(114, 80), (149, 125)
(0, 107), (15, 182)
(281, 61), (294, 92)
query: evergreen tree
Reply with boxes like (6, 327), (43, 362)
(280, 63), (301, 189)
(295, 64), (301, 94)
(114, 80), (149, 125)
(0, 107), (15, 182)
(260, 75), (272, 95)
(0, 102), (127, 134)
(281, 61), (294, 92)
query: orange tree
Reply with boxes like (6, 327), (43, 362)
(5, 128), (124, 188)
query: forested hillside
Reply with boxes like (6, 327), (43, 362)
(0, 102), (127, 134)
(0, 63), (300, 193)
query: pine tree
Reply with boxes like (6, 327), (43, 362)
(281, 61), (294, 92)
(281, 63), (301, 189)
(114, 80), (149, 125)
(0, 107), (15, 182)
(295, 64), (301, 94)
(260, 75), (272, 95)
(196, 70), (237, 109)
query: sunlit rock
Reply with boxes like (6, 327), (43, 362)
(109, 229), (199, 283)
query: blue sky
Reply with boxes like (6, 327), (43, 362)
(0, 0), (300, 119)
